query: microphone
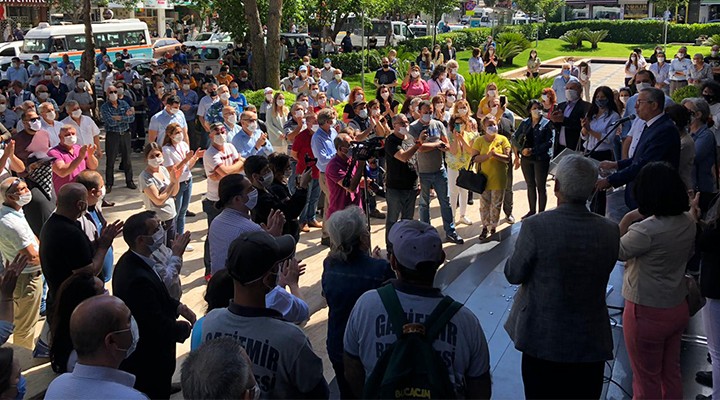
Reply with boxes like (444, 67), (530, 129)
(612, 114), (636, 126)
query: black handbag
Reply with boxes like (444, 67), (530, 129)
(456, 159), (487, 194)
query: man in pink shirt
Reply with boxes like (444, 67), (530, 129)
(325, 133), (364, 220)
(47, 125), (98, 194)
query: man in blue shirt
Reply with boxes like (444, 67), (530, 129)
(28, 56), (45, 91)
(552, 63), (580, 103)
(58, 54), (76, 72)
(148, 95), (187, 144)
(310, 109), (338, 246)
(228, 81), (248, 113)
(95, 47), (108, 69)
(6, 58), (28, 86)
(178, 78), (199, 147)
(232, 110), (273, 158)
(172, 46), (188, 65)
(121, 62), (141, 84)
(101, 85), (136, 191)
(326, 69), (350, 105)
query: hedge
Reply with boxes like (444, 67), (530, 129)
(281, 50), (384, 76)
(402, 21), (720, 50)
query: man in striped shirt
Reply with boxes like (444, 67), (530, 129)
(100, 85), (136, 192)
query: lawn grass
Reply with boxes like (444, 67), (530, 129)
(343, 38), (712, 102)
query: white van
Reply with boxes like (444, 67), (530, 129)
(335, 19), (415, 50)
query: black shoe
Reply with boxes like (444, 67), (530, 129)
(186, 211), (196, 217)
(102, 199), (115, 207)
(521, 211), (536, 220)
(489, 228), (496, 236)
(467, 198), (474, 205)
(106, 185), (112, 194)
(696, 371), (713, 387)
(170, 382), (182, 395)
(126, 182), (137, 190)
(478, 227), (489, 241)
(445, 232), (464, 244)
(369, 209), (386, 219)
(697, 395), (711, 400)
(320, 237), (331, 247)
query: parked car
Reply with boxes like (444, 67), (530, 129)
(1, 58), (51, 81)
(152, 38), (181, 58)
(188, 43), (228, 75)
(335, 19), (414, 50)
(280, 33), (312, 60)
(183, 31), (233, 48)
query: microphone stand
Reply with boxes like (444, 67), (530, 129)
(583, 118), (624, 158)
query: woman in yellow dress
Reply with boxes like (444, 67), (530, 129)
(447, 99), (478, 225)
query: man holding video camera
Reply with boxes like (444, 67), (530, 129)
(409, 100), (464, 244)
(325, 133), (365, 222)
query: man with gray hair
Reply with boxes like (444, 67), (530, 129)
(181, 337), (258, 400)
(61, 100), (101, 151)
(505, 154), (620, 399)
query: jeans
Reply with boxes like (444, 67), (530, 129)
(299, 178), (321, 224)
(623, 299), (689, 400)
(520, 157), (550, 213)
(703, 299), (720, 400)
(385, 187), (417, 246)
(174, 179), (192, 235)
(161, 217), (176, 248)
(418, 170), (456, 236)
(202, 198), (222, 276)
(447, 168), (468, 219)
(288, 157), (298, 195)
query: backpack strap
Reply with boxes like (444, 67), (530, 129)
(376, 284), (408, 337)
(424, 296), (463, 341)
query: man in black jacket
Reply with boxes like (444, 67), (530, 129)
(244, 155), (311, 241)
(113, 210), (196, 399)
(549, 81), (590, 157)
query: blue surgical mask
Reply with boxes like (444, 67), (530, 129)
(562, 70), (570, 76)
(246, 188), (258, 210)
(595, 99), (609, 108)
(14, 375), (26, 400)
(230, 88), (239, 96)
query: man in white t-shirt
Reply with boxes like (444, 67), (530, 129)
(201, 122), (244, 280)
(343, 220), (492, 398)
(0, 177), (42, 349)
(62, 100), (101, 153)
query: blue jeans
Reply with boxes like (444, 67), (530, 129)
(299, 178), (321, 224)
(174, 179), (192, 234)
(418, 170), (456, 236)
(288, 157), (298, 195)
(385, 187), (417, 246)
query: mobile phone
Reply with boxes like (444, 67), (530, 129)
(410, 61), (415, 67)
(500, 96), (506, 108)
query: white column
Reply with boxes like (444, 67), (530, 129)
(157, 8), (165, 37)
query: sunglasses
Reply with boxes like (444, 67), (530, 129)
(5, 178), (22, 197)
(28, 118), (40, 123)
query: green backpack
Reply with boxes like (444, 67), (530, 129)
(363, 284), (463, 399)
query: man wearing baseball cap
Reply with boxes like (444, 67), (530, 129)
(292, 65), (315, 96)
(259, 87), (274, 121)
(343, 220), (491, 398)
(320, 58), (335, 83)
(199, 231), (329, 399)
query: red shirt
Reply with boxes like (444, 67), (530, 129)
(293, 129), (320, 179)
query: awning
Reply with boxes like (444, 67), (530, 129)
(619, 0), (647, 4)
(565, 0), (619, 5)
(701, 0), (720, 5)
(0, 0), (47, 5)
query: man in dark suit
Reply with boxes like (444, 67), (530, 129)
(597, 87), (680, 209)
(505, 154), (620, 399)
(549, 81), (590, 156)
(113, 210), (196, 399)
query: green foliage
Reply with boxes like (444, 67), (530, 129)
(464, 73), (507, 113)
(504, 77), (554, 118)
(530, 20), (720, 44)
(401, 28), (492, 52)
(707, 34), (720, 46)
(244, 90), (297, 108)
(559, 28), (588, 49)
(670, 85), (700, 104)
(495, 32), (531, 65)
(584, 30), (609, 49)
(515, 0), (565, 20)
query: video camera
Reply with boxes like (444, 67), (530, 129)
(349, 136), (384, 162)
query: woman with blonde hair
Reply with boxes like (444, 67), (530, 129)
(448, 100), (479, 225)
(476, 82), (501, 120)
(140, 141), (180, 246)
(471, 116), (512, 240)
(266, 92), (289, 153)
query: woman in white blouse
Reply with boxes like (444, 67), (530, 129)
(140, 141), (179, 246)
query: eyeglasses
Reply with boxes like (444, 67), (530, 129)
(243, 119), (258, 123)
(4, 178), (22, 196)
(108, 91), (118, 94)
(28, 118), (40, 123)
(636, 100), (656, 104)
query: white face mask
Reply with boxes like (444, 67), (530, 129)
(133, 84), (142, 90)
(565, 89), (579, 102)
(620, 96), (629, 104)
(63, 135), (77, 146)
(226, 114), (237, 125)
(29, 120), (42, 131)
(99, 186), (106, 199)
(38, 92), (49, 100)
(371, 108), (380, 116)
(487, 89), (497, 97)
(266, 94), (273, 102)
(213, 133), (227, 145)
(117, 88), (125, 96)
(71, 109), (82, 119)
(245, 188), (258, 210)
(491, 106), (498, 114)
(486, 125), (498, 134)
(358, 109), (368, 119)
(411, 71), (420, 78)
(398, 126), (408, 135)
(294, 109), (304, 119)
(324, 63), (331, 68)
(46, 111), (56, 121)
(381, 92), (390, 100)
(421, 114), (431, 123)
(299, 100), (309, 109)
(108, 93), (118, 102)
(636, 82), (651, 91)
(182, 84), (190, 91)
(541, 94), (549, 102)
(247, 121), (258, 132)
(171, 134), (182, 144)
(148, 156), (164, 167)
(458, 108), (468, 116)
(0, 105), (6, 113)
(114, 315), (140, 359)
(276, 99), (285, 106)
(260, 171), (274, 188)
(334, 74), (342, 81)
(531, 109), (542, 118)
(311, 124), (319, 132)
(356, 94), (364, 102)
(446, 95), (456, 104)
(311, 89), (319, 96)
(15, 192), (32, 207)
(220, 92), (230, 101)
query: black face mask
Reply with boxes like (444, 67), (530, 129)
(382, 64), (389, 69)
(704, 94), (715, 104)
(209, 90), (218, 97)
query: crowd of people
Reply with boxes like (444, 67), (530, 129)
(0, 34), (715, 400)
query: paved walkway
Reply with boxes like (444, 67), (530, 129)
(19, 63), (628, 398)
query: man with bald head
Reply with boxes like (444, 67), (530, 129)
(45, 295), (147, 399)
(549, 80), (591, 156)
(39, 183), (122, 320)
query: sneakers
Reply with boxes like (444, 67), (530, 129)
(369, 209), (386, 219)
(457, 216), (473, 225)
(696, 371), (713, 387)
(185, 244), (194, 252)
(445, 232), (464, 244)
(33, 339), (51, 359)
(505, 215), (516, 224)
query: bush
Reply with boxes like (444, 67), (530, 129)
(533, 20), (720, 44)
(495, 32), (531, 66)
(465, 73), (507, 113)
(504, 77), (554, 118)
(290, 50), (384, 76)
(401, 28), (492, 52)
(585, 30), (609, 49)
(560, 28), (589, 49)
(670, 84), (700, 104)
